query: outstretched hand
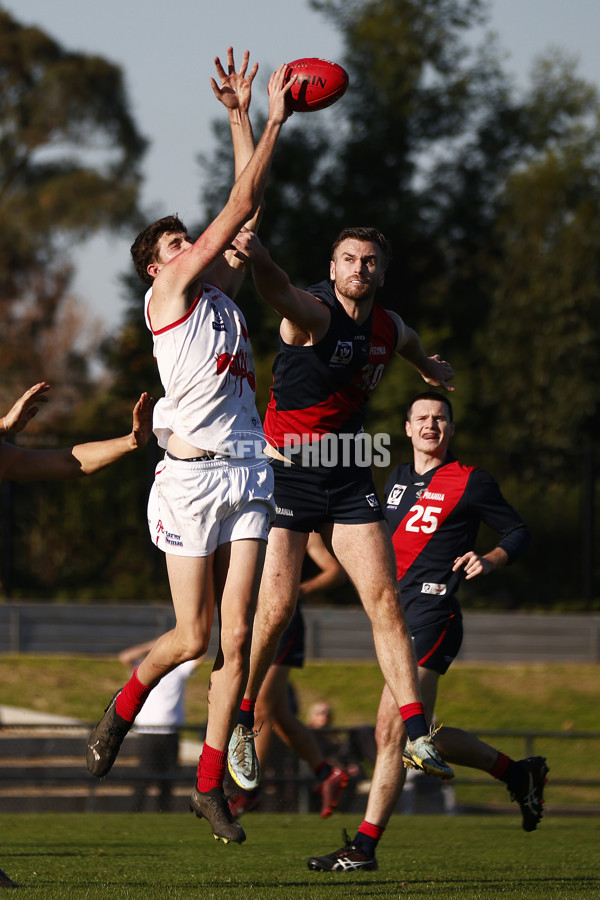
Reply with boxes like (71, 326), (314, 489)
(1, 382), (51, 437)
(211, 47), (258, 112)
(266, 63), (294, 125)
(130, 392), (155, 450)
(230, 227), (267, 265)
(422, 355), (455, 392)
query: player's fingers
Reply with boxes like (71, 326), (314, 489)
(213, 55), (227, 79)
(209, 78), (223, 100)
(247, 61), (259, 83)
(227, 46), (235, 74)
(238, 49), (250, 77)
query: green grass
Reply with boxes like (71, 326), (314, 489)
(1, 657), (599, 732)
(0, 812), (599, 898)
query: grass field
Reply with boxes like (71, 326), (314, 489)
(1, 812), (599, 898)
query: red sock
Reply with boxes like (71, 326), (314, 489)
(114, 667), (151, 723)
(197, 743), (227, 793)
(399, 702), (428, 741)
(358, 820), (385, 841)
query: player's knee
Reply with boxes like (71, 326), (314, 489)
(375, 709), (405, 750)
(363, 583), (401, 624)
(172, 630), (210, 661)
(221, 620), (252, 664)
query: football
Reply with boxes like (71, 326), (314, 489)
(284, 57), (349, 112)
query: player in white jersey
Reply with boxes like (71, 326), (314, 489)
(86, 48), (292, 845)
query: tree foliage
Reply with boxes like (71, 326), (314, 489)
(0, 8), (146, 407)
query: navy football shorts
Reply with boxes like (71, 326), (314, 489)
(409, 612), (464, 675)
(273, 604), (305, 668)
(271, 460), (384, 532)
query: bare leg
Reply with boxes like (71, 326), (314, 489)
(244, 528), (308, 700)
(365, 665), (501, 828)
(136, 552), (216, 688)
(256, 664), (323, 770)
(206, 538), (266, 751)
(364, 683), (407, 826)
(327, 520), (420, 708)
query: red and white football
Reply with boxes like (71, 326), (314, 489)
(284, 58), (349, 112)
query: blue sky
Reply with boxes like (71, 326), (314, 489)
(8, 0), (600, 332)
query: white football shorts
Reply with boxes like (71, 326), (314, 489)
(147, 454), (274, 557)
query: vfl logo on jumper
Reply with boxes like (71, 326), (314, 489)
(211, 303), (227, 332)
(329, 340), (353, 366)
(215, 349), (256, 394)
(422, 582), (447, 596)
(365, 493), (380, 510)
(386, 483), (407, 508)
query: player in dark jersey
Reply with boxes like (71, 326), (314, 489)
(227, 226), (456, 796)
(308, 392), (548, 873)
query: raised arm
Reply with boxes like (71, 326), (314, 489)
(0, 392), (154, 483)
(388, 310), (455, 391)
(149, 62), (291, 329)
(231, 229), (330, 343)
(208, 47), (262, 297)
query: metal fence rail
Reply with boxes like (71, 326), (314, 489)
(2, 604), (600, 661)
(0, 723), (598, 814)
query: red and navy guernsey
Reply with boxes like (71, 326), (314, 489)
(383, 455), (530, 627)
(263, 279), (397, 468)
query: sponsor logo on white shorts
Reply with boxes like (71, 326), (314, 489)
(166, 531), (183, 547)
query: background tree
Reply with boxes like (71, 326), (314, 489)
(0, 9), (155, 599)
(0, 8), (147, 408)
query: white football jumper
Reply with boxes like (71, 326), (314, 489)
(145, 283), (274, 557)
(145, 284), (263, 455)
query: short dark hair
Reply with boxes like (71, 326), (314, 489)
(406, 391), (454, 422)
(330, 227), (392, 269)
(130, 214), (188, 286)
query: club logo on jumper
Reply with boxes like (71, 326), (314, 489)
(211, 303), (227, 332)
(386, 483), (407, 507)
(215, 349), (256, 394)
(275, 506), (294, 517)
(365, 493), (380, 510)
(422, 582), (447, 595)
(329, 340), (353, 366)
